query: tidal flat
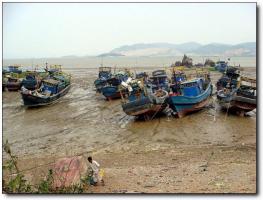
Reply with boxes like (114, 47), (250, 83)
(2, 66), (256, 193)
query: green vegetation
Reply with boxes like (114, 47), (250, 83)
(3, 140), (87, 194)
(170, 54), (193, 68)
(204, 59), (216, 67)
(3, 140), (32, 193)
(182, 54), (193, 67)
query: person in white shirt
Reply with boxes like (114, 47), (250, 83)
(87, 156), (100, 185)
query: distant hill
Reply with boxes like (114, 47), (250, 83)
(97, 52), (124, 57)
(100, 42), (256, 57)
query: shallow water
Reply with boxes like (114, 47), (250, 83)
(3, 56), (256, 68)
(2, 68), (256, 160)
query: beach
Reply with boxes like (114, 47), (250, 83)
(2, 65), (256, 193)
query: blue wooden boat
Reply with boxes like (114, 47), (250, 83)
(215, 61), (228, 72)
(216, 66), (241, 91)
(100, 71), (129, 100)
(7, 65), (22, 74)
(94, 67), (112, 92)
(149, 70), (169, 92)
(121, 79), (168, 117)
(21, 74), (71, 107)
(168, 77), (213, 118)
(6, 76), (22, 91)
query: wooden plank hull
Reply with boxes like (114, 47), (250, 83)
(122, 101), (166, 116)
(94, 79), (107, 92)
(168, 83), (212, 118)
(175, 97), (210, 118)
(6, 82), (21, 91)
(100, 86), (121, 100)
(217, 94), (257, 113)
(21, 85), (71, 107)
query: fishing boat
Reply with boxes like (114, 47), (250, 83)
(94, 67), (112, 92)
(21, 74), (71, 107)
(120, 78), (168, 118)
(7, 65), (23, 74)
(215, 61), (228, 72)
(148, 70), (169, 92)
(217, 76), (256, 116)
(5, 76), (22, 91)
(168, 72), (213, 118)
(216, 66), (241, 91)
(100, 71), (129, 100)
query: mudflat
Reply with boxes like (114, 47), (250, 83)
(2, 67), (256, 193)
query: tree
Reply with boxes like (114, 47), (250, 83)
(204, 59), (215, 67)
(171, 61), (182, 67)
(181, 54), (193, 67)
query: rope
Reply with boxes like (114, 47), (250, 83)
(150, 100), (167, 121)
(224, 101), (231, 121)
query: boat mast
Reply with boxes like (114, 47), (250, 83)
(45, 62), (48, 71)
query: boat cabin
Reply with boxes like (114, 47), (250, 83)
(98, 67), (112, 79)
(151, 70), (167, 82)
(149, 70), (168, 92)
(41, 79), (60, 95)
(180, 78), (205, 97)
(120, 81), (146, 103)
(106, 72), (128, 86)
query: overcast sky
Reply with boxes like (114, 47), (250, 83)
(3, 2), (256, 59)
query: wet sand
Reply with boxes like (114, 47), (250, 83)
(2, 67), (256, 193)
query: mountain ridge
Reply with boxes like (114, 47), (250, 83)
(99, 42), (256, 57)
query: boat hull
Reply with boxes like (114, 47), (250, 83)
(100, 86), (121, 100)
(169, 83), (212, 118)
(94, 79), (107, 92)
(6, 82), (21, 91)
(21, 85), (71, 107)
(122, 97), (166, 116)
(217, 92), (256, 113)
